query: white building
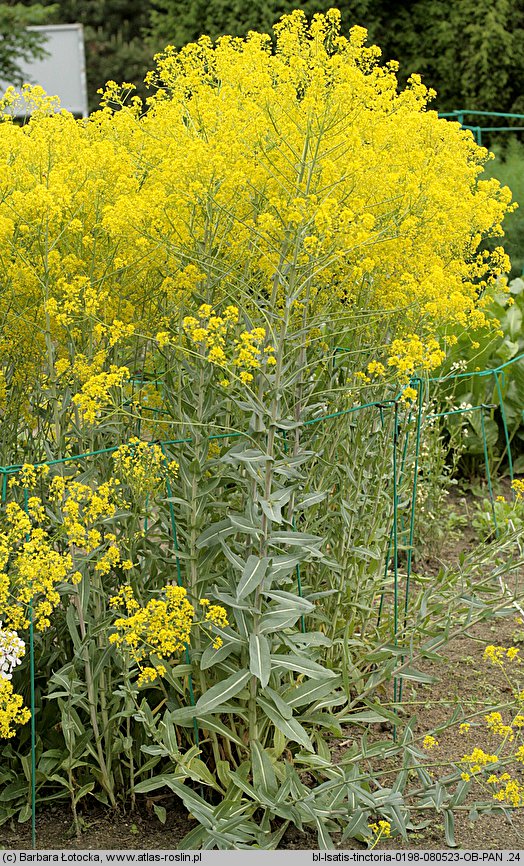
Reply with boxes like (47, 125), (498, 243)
(0, 23), (88, 118)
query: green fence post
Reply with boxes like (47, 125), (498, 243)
(22, 485), (37, 850)
(160, 445), (199, 746)
(392, 402), (400, 709)
(398, 378), (424, 704)
(480, 407), (499, 538)
(493, 371), (514, 484)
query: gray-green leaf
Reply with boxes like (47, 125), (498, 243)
(249, 634), (271, 688)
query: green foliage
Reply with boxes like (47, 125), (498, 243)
(437, 278), (524, 475)
(148, 0), (371, 51)
(0, 3), (56, 84)
(483, 139), (524, 278)
(147, 0), (524, 114)
(372, 0), (523, 112)
(1, 349), (522, 846)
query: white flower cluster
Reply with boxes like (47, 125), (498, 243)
(0, 622), (25, 680)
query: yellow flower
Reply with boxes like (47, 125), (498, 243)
(484, 645), (506, 665)
(400, 386), (418, 403)
(0, 679), (31, 738)
(485, 711), (513, 741)
(422, 735), (439, 750)
(137, 665), (166, 686)
(204, 604), (229, 628)
(461, 748), (498, 774)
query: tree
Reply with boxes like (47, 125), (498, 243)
(148, 0), (373, 51)
(147, 0), (524, 115)
(16, 0), (157, 111)
(0, 3), (56, 84)
(372, 0), (524, 112)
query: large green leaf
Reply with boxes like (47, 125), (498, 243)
(195, 669), (251, 715)
(284, 676), (342, 708)
(271, 654), (335, 679)
(200, 641), (236, 670)
(250, 739), (277, 794)
(134, 772), (187, 794)
(196, 519), (234, 548)
(249, 633), (271, 687)
(237, 555), (269, 599)
(257, 697), (314, 751)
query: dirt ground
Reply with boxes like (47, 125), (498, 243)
(2, 491), (524, 851)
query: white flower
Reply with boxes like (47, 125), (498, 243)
(0, 622), (26, 680)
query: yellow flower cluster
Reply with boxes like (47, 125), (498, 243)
(512, 479), (524, 501)
(388, 336), (446, 382)
(183, 304), (239, 366)
(200, 598), (229, 648)
(0, 9), (514, 437)
(72, 365), (130, 424)
(109, 584), (195, 663)
(484, 645), (520, 666)
(368, 819), (391, 838)
(203, 603), (229, 628)
(183, 305), (276, 384)
(94, 534), (122, 575)
(422, 734), (439, 750)
(8, 463), (50, 491)
(137, 664), (166, 687)
(460, 747), (498, 775)
(0, 499), (79, 631)
(233, 329), (276, 385)
(52, 476), (120, 554)
(112, 438), (177, 501)
(488, 774), (524, 807)
(485, 711), (514, 742)
(0, 678), (30, 738)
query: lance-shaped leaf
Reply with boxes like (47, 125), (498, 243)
(265, 590), (314, 612)
(262, 686), (293, 719)
(134, 772), (188, 795)
(269, 553), (307, 580)
(271, 653), (335, 679)
(296, 491), (328, 510)
(284, 675), (342, 708)
(196, 518), (234, 549)
(261, 608), (303, 633)
(200, 640), (236, 670)
(195, 669), (251, 715)
(257, 696), (314, 752)
(249, 633), (271, 687)
(237, 555), (270, 600)
(269, 530), (323, 547)
(229, 514), (262, 535)
(251, 739), (277, 794)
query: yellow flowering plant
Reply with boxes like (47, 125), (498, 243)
(0, 6), (521, 849)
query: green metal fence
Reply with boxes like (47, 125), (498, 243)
(439, 109), (524, 146)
